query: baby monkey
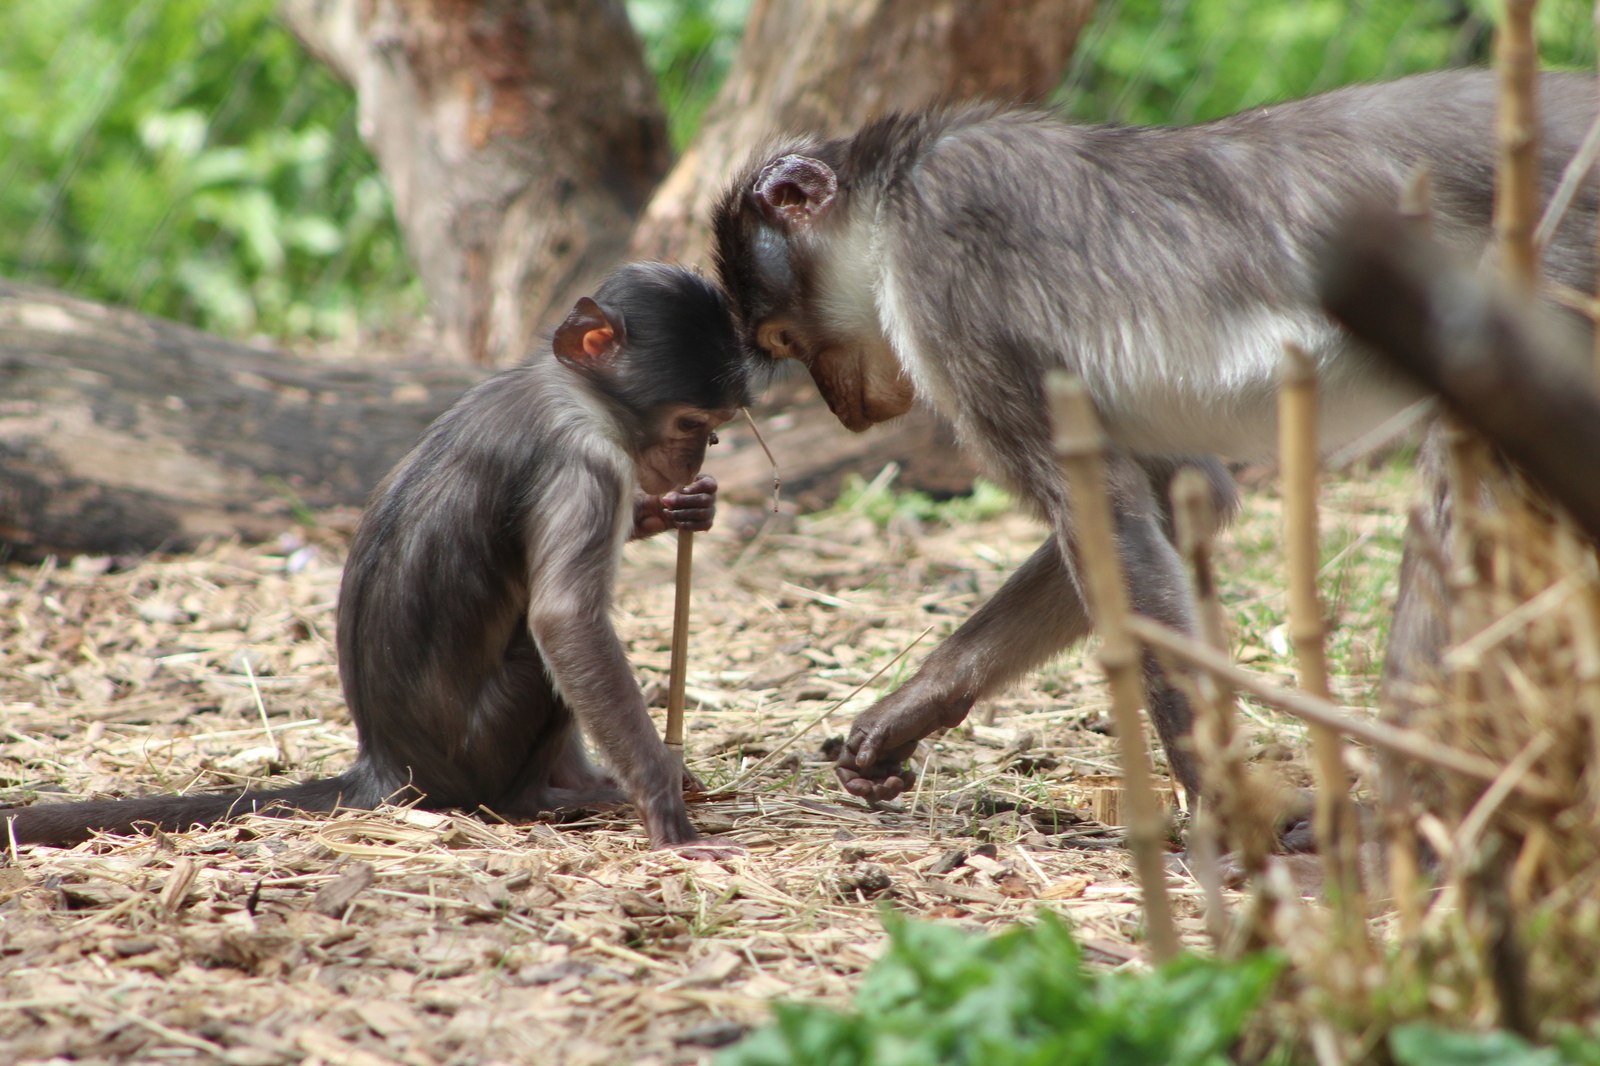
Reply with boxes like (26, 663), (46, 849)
(3, 263), (749, 852)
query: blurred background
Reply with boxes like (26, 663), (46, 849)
(2, 0), (1593, 353)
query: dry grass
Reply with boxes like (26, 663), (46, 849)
(0, 462), (1415, 1065)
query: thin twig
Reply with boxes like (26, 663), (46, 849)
(242, 654), (288, 767)
(741, 406), (782, 512)
(665, 531), (695, 758)
(1324, 397), (1439, 471)
(713, 626), (934, 794)
(1445, 572), (1585, 668)
(1534, 110), (1600, 251)
(1125, 615), (1564, 805)
(1454, 732), (1556, 865)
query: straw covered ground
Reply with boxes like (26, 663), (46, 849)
(0, 459), (1415, 1065)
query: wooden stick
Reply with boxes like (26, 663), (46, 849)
(1125, 616), (1564, 805)
(1171, 467), (1234, 946)
(1047, 371), (1178, 963)
(1494, 0), (1541, 296)
(665, 530), (694, 759)
(1279, 342), (1369, 947)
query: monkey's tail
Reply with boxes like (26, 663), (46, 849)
(0, 773), (368, 848)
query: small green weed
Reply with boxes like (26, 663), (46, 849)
(831, 465), (1014, 530)
(1390, 1023), (1600, 1066)
(718, 911), (1281, 1066)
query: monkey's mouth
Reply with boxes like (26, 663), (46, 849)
(815, 355), (915, 432)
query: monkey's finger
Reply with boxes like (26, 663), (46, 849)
(662, 489), (717, 509)
(835, 764), (914, 800)
(679, 473), (717, 495)
(665, 507), (716, 532)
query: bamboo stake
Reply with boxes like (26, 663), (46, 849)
(1279, 343), (1369, 950)
(1495, 0), (1542, 296)
(665, 530), (694, 762)
(1047, 371), (1178, 963)
(1171, 468), (1234, 947)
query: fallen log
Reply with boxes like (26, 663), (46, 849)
(0, 280), (481, 558)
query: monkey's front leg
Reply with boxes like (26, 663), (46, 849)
(837, 538), (1091, 801)
(630, 474), (718, 539)
(530, 600), (737, 857)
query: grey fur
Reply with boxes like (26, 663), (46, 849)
(712, 69), (1599, 803)
(1, 263), (747, 848)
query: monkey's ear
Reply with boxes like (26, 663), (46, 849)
(553, 297), (624, 366)
(753, 155), (837, 227)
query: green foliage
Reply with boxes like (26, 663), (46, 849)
(1059, 0), (1598, 126)
(1391, 1023), (1600, 1066)
(829, 466), (1015, 530)
(0, 0), (418, 340)
(719, 911), (1282, 1066)
(626, 0), (751, 150)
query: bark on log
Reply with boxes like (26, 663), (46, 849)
(0, 281), (481, 559)
(628, 0), (1097, 266)
(281, 0), (670, 367)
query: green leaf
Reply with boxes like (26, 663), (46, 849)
(718, 912), (1281, 1066)
(1390, 1024), (1566, 1066)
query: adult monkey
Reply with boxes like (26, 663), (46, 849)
(711, 69), (1599, 806)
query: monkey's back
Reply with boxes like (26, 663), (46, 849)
(335, 360), (633, 805)
(858, 69), (1596, 459)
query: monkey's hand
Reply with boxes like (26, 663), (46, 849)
(630, 475), (719, 539)
(834, 688), (973, 802)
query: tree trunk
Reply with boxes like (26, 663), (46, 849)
(281, 0), (670, 367)
(628, 0), (1097, 266)
(0, 281), (481, 559)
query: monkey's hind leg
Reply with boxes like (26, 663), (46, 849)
(493, 714), (629, 818)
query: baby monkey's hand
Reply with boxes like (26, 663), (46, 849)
(631, 474), (718, 539)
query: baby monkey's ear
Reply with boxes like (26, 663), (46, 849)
(554, 296), (625, 367)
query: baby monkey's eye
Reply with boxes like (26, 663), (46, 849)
(677, 416), (706, 434)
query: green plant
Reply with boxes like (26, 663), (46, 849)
(1391, 1023), (1600, 1066)
(0, 0), (417, 340)
(830, 466), (1015, 530)
(719, 911), (1282, 1066)
(1058, 0), (1596, 127)
(625, 0), (751, 149)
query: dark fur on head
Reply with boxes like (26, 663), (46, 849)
(576, 262), (751, 413)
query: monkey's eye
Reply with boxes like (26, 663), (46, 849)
(709, 432), (720, 445)
(677, 416), (706, 434)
